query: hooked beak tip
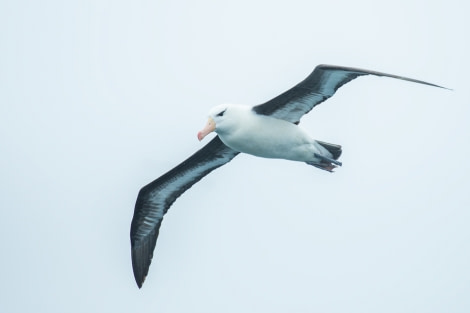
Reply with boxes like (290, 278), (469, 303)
(197, 118), (215, 142)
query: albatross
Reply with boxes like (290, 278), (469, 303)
(130, 64), (447, 288)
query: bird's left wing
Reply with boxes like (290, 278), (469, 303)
(130, 136), (239, 288)
(252, 64), (447, 124)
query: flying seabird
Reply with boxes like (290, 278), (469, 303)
(130, 64), (447, 288)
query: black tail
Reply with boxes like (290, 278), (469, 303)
(305, 141), (343, 172)
(316, 140), (342, 160)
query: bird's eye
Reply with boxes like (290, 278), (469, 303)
(216, 109), (226, 117)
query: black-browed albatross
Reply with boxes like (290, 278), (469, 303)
(130, 64), (447, 288)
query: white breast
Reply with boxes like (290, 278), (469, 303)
(216, 107), (319, 161)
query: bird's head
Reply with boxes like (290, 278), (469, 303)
(197, 104), (231, 141)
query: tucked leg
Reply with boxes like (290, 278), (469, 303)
(313, 153), (343, 166)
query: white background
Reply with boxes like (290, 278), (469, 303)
(1, 0), (469, 312)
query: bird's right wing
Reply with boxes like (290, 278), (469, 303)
(130, 136), (239, 288)
(252, 64), (448, 124)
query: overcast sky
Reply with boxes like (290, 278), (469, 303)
(1, 0), (469, 312)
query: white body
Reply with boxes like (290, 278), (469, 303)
(210, 104), (332, 163)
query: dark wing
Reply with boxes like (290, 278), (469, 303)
(130, 136), (239, 288)
(252, 64), (448, 124)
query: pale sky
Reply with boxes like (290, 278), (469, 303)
(1, 0), (469, 312)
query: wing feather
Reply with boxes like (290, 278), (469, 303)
(252, 64), (448, 123)
(130, 136), (238, 287)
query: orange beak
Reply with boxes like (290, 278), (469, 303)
(197, 117), (216, 141)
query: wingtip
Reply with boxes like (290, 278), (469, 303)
(315, 64), (452, 91)
(131, 244), (150, 289)
(425, 82), (452, 91)
(133, 268), (146, 289)
(132, 263), (148, 289)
